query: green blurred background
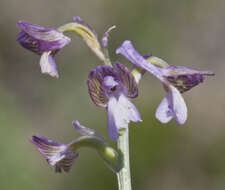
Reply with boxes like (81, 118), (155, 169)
(0, 0), (224, 189)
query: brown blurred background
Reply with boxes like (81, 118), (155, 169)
(0, 0), (224, 189)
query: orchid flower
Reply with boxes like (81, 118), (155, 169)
(17, 21), (71, 78)
(116, 40), (214, 125)
(87, 63), (142, 141)
(30, 120), (122, 173)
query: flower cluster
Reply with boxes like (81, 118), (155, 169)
(17, 17), (214, 174)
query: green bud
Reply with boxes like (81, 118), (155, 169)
(58, 22), (105, 62)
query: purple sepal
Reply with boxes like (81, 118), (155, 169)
(17, 21), (70, 54)
(87, 66), (115, 107)
(164, 65), (215, 93)
(72, 120), (106, 142)
(30, 136), (78, 173)
(116, 40), (164, 82)
(113, 62), (138, 98)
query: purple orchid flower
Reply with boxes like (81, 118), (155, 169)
(116, 40), (214, 125)
(17, 21), (71, 78)
(87, 62), (142, 141)
(30, 120), (106, 173)
(30, 120), (123, 173)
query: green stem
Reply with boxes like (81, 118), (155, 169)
(117, 128), (132, 190)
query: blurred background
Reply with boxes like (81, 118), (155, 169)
(0, 0), (224, 189)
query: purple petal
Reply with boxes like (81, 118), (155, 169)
(165, 65), (215, 93)
(102, 76), (119, 90)
(168, 85), (187, 125)
(114, 62), (138, 98)
(40, 52), (59, 78)
(116, 40), (164, 82)
(72, 120), (106, 141)
(17, 21), (70, 53)
(155, 95), (173, 123)
(30, 136), (66, 164)
(101, 25), (116, 48)
(30, 136), (78, 173)
(107, 95), (142, 141)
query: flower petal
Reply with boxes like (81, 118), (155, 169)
(40, 52), (59, 78)
(107, 95), (142, 141)
(72, 120), (106, 142)
(169, 85), (187, 125)
(30, 136), (66, 165)
(17, 21), (70, 53)
(114, 62), (138, 98)
(165, 65), (215, 93)
(30, 136), (78, 173)
(155, 95), (173, 123)
(116, 40), (164, 82)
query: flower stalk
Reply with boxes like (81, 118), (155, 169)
(117, 128), (132, 190)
